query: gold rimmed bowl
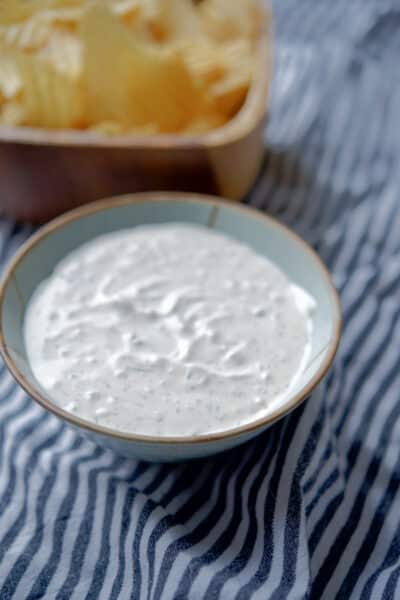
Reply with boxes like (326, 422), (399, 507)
(0, 193), (341, 461)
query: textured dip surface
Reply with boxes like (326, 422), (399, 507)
(24, 224), (314, 436)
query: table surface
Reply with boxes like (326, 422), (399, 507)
(1, 1), (400, 598)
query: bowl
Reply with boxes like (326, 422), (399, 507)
(0, 10), (271, 224)
(0, 192), (341, 461)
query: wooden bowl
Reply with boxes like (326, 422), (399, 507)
(0, 15), (271, 223)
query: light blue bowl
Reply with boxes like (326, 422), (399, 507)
(0, 193), (341, 462)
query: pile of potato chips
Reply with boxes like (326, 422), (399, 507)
(0, 0), (263, 134)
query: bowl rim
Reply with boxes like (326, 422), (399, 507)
(0, 14), (271, 150)
(0, 192), (342, 446)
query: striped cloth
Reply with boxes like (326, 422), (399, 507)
(1, 1), (400, 598)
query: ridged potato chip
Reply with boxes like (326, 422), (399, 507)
(199, 0), (261, 42)
(211, 75), (250, 118)
(145, 0), (204, 42)
(0, 0), (82, 26)
(81, 5), (210, 132)
(0, 18), (50, 50)
(38, 30), (81, 76)
(0, 55), (21, 100)
(16, 52), (84, 128)
(0, 100), (24, 125)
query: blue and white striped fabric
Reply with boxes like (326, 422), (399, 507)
(1, 2), (400, 598)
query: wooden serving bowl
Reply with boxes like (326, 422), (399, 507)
(0, 18), (271, 223)
(0, 193), (341, 460)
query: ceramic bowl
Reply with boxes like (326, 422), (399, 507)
(0, 193), (341, 461)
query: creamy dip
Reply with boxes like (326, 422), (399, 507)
(24, 224), (315, 437)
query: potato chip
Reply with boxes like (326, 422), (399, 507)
(30, 6), (83, 32)
(179, 41), (225, 84)
(179, 37), (254, 118)
(182, 112), (226, 134)
(0, 55), (22, 100)
(16, 52), (84, 128)
(110, 0), (140, 19)
(0, 0), (82, 26)
(199, 0), (261, 42)
(81, 4), (209, 132)
(110, 1), (157, 44)
(145, 0), (204, 42)
(0, 100), (25, 125)
(182, 38), (253, 86)
(0, 3), (80, 52)
(0, 18), (50, 50)
(38, 30), (81, 77)
(210, 76), (250, 118)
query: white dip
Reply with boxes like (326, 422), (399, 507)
(24, 224), (315, 437)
